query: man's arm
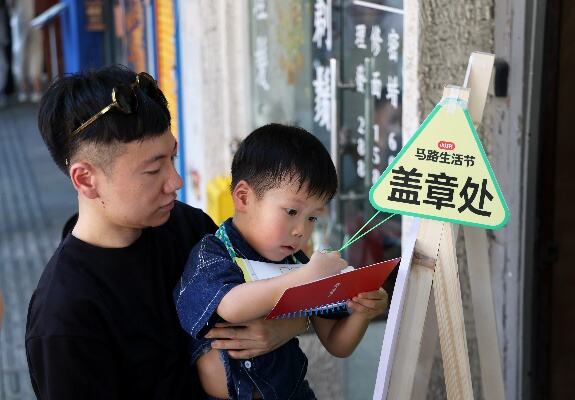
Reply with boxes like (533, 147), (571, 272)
(26, 335), (119, 400)
(206, 317), (308, 359)
(312, 288), (388, 358)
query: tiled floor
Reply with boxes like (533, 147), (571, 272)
(0, 103), (77, 399)
(344, 320), (387, 399)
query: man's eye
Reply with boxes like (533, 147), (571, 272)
(286, 208), (298, 216)
(145, 170), (160, 175)
(308, 216), (318, 222)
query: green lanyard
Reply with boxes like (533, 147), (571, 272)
(215, 224), (238, 259)
(215, 224), (300, 264)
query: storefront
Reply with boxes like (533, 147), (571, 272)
(248, 0), (404, 270)
(246, 2), (405, 397)
(95, 1), (552, 397)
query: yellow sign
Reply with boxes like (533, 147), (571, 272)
(206, 176), (234, 225)
(370, 100), (509, 229)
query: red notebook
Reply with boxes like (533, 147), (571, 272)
(266, 257), (401, 320)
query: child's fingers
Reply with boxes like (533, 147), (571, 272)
(357, 288), (388, 300)
(347, 300), (371, 314)
(352, 294), (389, 310)
(352, 297), (382, 310)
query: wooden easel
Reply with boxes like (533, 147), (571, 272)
(372, 52), (506, 400)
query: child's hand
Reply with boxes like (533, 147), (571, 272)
(347, 288), (389, 321)
(305, 251), (348, 280)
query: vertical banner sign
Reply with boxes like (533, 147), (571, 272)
(125, 0), (148, 73)
(85, 0), (106, 31)
(155, 0), (179, 139)
(370, 99), (509, 229)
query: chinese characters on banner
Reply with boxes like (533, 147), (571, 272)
(370, 101), (509, 229)
(253, 0), (270, 91)
(312, 0), (332, 51)
(311, 0), (333, 131)
(351, 15), (402, 186)
(312, 62), (332, 130)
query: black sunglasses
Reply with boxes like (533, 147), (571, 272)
(70, 72), (157, 137)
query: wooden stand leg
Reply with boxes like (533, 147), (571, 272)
(464, 226), (506, 400)
(387, 262), (434, 399)
(374, 218), (444, 400)
(372, 52), (503, 400)
(434, 223), (474, 399)
(411, 292), (439, 400)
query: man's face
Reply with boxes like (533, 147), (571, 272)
(95, 130), (182, 229)
(241, 179), (327, 262)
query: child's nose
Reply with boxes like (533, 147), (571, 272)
(292, 221), (305, 238)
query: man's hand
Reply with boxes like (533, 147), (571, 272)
(205, 317), (307, 359)
(347, 287), (389, 321)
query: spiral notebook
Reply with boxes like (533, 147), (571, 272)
(265, 257), (401, 320)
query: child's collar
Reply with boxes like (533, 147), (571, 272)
(218, 219), (304, 264)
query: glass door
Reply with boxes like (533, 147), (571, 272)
(248, 0), (404, 265)
(311, 0), (403, 267)
(319, 2), (404, 398)
(248, 1), (405, 397)
(340, 0), (403, 266)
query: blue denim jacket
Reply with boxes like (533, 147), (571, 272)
(174, 219), (316, 400)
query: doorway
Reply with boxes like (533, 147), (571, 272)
(532, 0), (575, 398)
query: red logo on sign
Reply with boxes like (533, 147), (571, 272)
(438, 141), (455, 151)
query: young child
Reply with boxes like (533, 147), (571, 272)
(174, 124), (389, 400)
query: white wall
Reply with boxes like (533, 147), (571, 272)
(179, 0), (251, 209)
(402, 0), (544, 399)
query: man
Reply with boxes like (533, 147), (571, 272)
(0, 0), (10, 106)
(7, 0), (43, 102)
(25, 65), (306, 399)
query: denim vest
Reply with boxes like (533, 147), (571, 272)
(174, 219), (316, 400)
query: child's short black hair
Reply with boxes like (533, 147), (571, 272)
(38, 65), (171, 175)
(231, 123), (338, 202)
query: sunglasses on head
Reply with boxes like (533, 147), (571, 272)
(70, 72), (157, 137)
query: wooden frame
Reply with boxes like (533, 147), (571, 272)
(372, 52), (505, 400)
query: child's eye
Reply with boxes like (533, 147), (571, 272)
(286, 208), (298, 216)
(308, 216), (318, 222)
(145, 169), (160, 175)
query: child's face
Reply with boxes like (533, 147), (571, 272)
(240, 179), (327, 262)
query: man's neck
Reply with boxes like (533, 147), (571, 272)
(72, 203), (142, 248)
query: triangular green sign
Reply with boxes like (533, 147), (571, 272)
(369, 100), (509, 229)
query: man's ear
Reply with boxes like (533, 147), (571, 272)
(232, 180), (253, 212)
(69, 161), (100, 199)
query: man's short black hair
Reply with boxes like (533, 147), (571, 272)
(231, 123), (338, 202)
(38, 65), (171, 174)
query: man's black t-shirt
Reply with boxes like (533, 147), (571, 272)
(25, 201), (217, 399)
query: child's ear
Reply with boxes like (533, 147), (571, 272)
(232, 180), (253, 212)
(69, 161), (100, 199)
